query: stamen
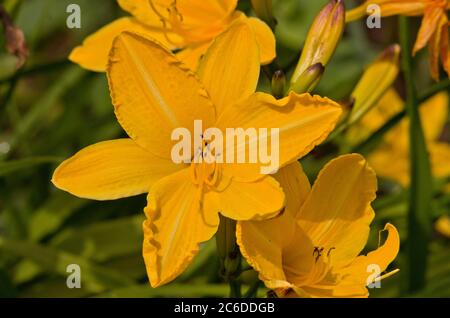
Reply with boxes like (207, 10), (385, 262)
(148, 0), (168, 21)
(327, 247), (336, 257)
(160, 19), (185, 47)
(374, 268), (400, 282)
(313, 247), (324, 263)
(148, 0), (184, 47)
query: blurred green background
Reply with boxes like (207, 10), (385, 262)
(0, 0), (448, 298)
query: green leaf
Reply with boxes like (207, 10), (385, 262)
(0, 156), (61, 176)
(0, 237), (136, 293)
(28, 192), (87, 241)
(14, 215), (144, 284)
(7, 66), (86, 152)
(50, 215), (144, 262)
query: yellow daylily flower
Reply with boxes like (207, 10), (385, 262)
(69, 0), (276, 71)
(237, 154), (400, 297)
(52, 23), (342, 287)
(351, 89), (450, 187)
(347, 0), (450, 80)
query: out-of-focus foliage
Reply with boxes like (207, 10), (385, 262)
(0, 0), (448, 298)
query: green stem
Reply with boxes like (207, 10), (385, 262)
(419, 78), (450, 103)
(216, 215), (242, 298)
(0, 76), (17, 113)
(229, 280), (242, 298)
(399, 16), (433, 293)
(243, 281), (261, 298)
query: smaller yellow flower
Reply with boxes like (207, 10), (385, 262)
(350, 89), (450, 187)
(69, 0), (276, 71)
(347, 0), (450, 80)
(237, 154), (400, 297)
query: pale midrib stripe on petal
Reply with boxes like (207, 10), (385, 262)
(310, 169), (363, 245)
(233, 108), (338, 151)
(122, 38), (180, 128)
(161, 181), (196, 268)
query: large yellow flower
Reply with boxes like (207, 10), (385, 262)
(237, 154), (400, 297)
(347, 0), (450, 80)
(69, 0), (276, 71)
(52, 24), (342, 287)
(349, 89), (450, 187)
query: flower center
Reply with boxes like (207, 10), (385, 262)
(190, 137), (222, 189)
(149, 0), (232, 46)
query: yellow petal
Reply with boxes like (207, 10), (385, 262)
(428, 19), (442, 81)
(69, 17), (173, 72)
(52, 139), (180, 200)
(276, 162), (311, 219)
(413, 6), (445, 55)
(108, 32), (215, 158)
(367, 92), (448, 186)
(198, 22), (260, 117)
(173, 0), (237, 26)
(346, 1), (426, 22)
(118, 0), (166, 24)
(237, 163), (311, 284)
(297, 154), (377, 267)
(430, 142), (450, 179)
(300, 280), (369, 298)
(419, 92), (448, 141)
(165, 0), (238, 44)
(302, 223), (400, 298)
(175, 42), (211, 70)
(211, 176), (285, 221)
(217, 92), (342, 181)
(344, 223), (400, 282)
(176, 15), (275, 70)
(143, 168), (219, 287)
(237, 221), (287, 284)
(441, 21), (450, 77)
(345, 3), (369, 22)
(369, 145), (410, 186)
(377, 1), (426, 16)
(247, 17), (276, 65)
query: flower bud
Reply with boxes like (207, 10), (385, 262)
(290, 63), (325, 94)
(348, 44), (401, 126)
(239, 269), (259, 285)
(216, 215), (240, 279)
(216, 215), (236, 261)
(291, 0), (345, 85)
(271, 70), (286, 98)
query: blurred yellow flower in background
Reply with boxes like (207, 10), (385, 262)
(52, 23), (342, 287)
(347, 0), (450, 80)
(69, 0), (276, 71)
(237, 154), (400, 297)
(349, 89), (450, 187)
(435, 215), (450, 237)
